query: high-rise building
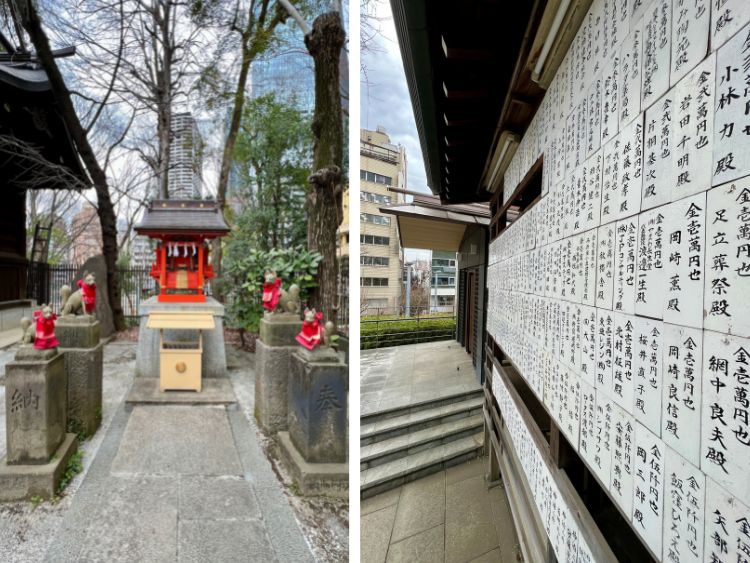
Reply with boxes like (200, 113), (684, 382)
(169, 112), (202, 199)
(70, 205), (102, 265)
(359, 127), (406, 311)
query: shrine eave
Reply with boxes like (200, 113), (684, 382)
(134, 200), (230, 236)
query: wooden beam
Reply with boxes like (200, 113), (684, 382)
(443, 81), (489, 99)
(441, 35), (492, 61)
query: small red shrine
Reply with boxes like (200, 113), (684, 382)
(135, 200), (230, 303)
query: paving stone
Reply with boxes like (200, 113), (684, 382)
(445, 456), (486, 485)
(361, 503), (398, 563)
(468, 547), (503, 562)
(110, 406), (242, 476)
(362, 486), (402, 516)
(391, 471), (445, 542)
(386, 524), (445, 563)
(179, 475), (260, 520)
(445, 475), (498, 563)
(50, 475), (180, 562)
(178, 519), (276, 563)
(488, 485), (520, 563)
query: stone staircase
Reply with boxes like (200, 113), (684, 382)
(360, 388), (485, 498)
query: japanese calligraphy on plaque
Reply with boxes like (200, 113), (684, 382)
(662, 323), (703, 466)
(663, 192), (706, 328)
(670, 0), (710, 86)
(711, 0), (750, 50)
(663, 448), (705, 563)
(712, 23), (750, 187)
(596, 222), (616, 308)
(700, 331), (750, 503)
(612, 312), (635, 413)
(642, 91), (673, 211)
(632, 423), (665, 557)
(610, 401), (636, 515)
(704, 178), (750, 338)
(703, 477), (750, 563)
(671, 53), (715, 202)
(636, 206), (666, 318)
(614, 218), (637, 314)
(633, 316), (663, 435)
(619, 26), (643, 127)
(641, 0), (671, 109)
(601, 55), (621, 144)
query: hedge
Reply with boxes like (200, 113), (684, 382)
(360, 318), (456, 350)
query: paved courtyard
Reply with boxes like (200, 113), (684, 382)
(0, 340), (334, 562)
(360, 456), (520, 563)
(360, 340), (479, 416)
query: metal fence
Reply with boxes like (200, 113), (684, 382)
(360, 309), (456, 350)
(337, 255), (349, 336)
(26, 262), (158, 326)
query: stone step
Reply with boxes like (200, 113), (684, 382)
(361, 387), (483, 426)
(360, 414), (484, 470)
(360, 396), (484, 446)
(360, 433), (484, 499)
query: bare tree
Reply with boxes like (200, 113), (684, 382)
(7, 0), (128, 329)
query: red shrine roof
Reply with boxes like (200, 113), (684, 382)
(135, 200), (230, 237)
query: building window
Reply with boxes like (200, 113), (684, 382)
(361, 277), (389, 287)
(433, 258), (456, 267)
(433, 276), (455, 287)
(361, 256), (389, 266)
(360, 191), (393, 204)
(437, 295), (455, 306)
(361, 234), (390, 246)
(360, 170), (393, 186)
(361, 213), (391, 226)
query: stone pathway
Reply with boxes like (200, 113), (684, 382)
(0, 341), (319, 562)
(360, 457), (520, 563)
(360, 341), (479, 417)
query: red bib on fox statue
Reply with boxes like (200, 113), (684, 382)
(296, 309), (325, 350)
(78, 278), (96, 314)
(33, 307), (59, 350)
(262, 274), (282, 312)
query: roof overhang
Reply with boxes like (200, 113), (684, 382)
(392, 0), (593, 205)
(390, 0), (538, 203)
(380, 196), (489, 252)
(0, 57), (88, 189)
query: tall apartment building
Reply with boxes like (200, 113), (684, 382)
(169, 112), (202, 199)
(360, 127), (406, 311)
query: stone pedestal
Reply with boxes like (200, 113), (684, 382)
(135, 297), (227, 378)
(278, 346), (348, 497)
(255, 314), (302, 433)
(288, 347), (348, 464)
(0, 346), (78, 501)
(57, 316), (103, 437)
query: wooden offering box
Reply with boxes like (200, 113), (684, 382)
(147, 311), (215, 392)
(135, 200), (230, 303)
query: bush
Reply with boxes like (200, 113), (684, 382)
(360, 317), (456, 350)
(220, 246), (321, 334)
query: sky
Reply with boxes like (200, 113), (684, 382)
(360, 1), (429, 195)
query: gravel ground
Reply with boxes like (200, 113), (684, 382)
(0, 340), (349, 562)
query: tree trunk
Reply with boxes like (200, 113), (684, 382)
(211, 36), (252, 287)
(304, 12), (345, 325)
(156, 1), (173, 199)
(15, 0), (126, 330)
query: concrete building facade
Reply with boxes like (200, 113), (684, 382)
(168, 113), (202, 199)
(359, 127), (406, 312)
(430, 250), (457, 313)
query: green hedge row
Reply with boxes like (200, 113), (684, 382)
(360, 318), (456, 350)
